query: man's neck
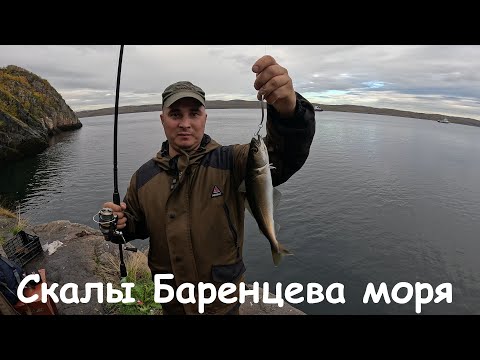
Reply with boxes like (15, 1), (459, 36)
(168, 144), (200, 158)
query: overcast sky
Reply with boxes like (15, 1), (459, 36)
(1, 45), (479, 120)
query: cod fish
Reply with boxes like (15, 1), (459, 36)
(242, 135), (291, 266)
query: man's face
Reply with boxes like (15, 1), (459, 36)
(160, 97), (207, 154)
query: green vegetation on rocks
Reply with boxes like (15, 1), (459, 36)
(97, 250), (163, 315)
(0, 65), (83, 163)
(0, 205), (29, 257)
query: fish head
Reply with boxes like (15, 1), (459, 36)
(249, 135), (269, 165)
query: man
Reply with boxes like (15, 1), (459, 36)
(102, 55), (316, 314)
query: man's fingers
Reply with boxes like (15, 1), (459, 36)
(259, 75), (291, 101)
(102, 202), (126, 213)
(100, 202), (127, 230)
(254, 64), (286, 91)
(256, 78), (290, 102)
(252, 55), (277, 74)
(117, 216), (127, 224)
(116, 217), (127, 229)
(102, 202), (118, 211)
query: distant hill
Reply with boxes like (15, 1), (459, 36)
(0, 65), (82, 163)
(75, 100), (262, 118)
(75, 101), (480, 128)
(317, 104), (480, 128)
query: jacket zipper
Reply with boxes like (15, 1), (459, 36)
(223, 203), (239, 258)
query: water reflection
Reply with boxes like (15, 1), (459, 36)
(0, 129), (81, 221)
(1, 110), (480, 314)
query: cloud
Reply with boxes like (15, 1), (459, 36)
(0, 45), (479, 120)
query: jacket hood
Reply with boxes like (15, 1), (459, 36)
(153, 134), (221, 171)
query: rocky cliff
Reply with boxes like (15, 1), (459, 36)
(0, 65), (82, 163)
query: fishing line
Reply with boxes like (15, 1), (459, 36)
(255, 45), (267, 137)
(255, 98), (265, 137)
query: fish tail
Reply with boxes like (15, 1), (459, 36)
(272, 242), (293, 266)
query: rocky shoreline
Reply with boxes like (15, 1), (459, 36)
(0, 65), (83, 164)
(0, 217), (305, 315)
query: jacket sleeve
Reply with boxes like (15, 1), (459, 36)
(121, 171), (150, 241)
(232, 92), (316, 187)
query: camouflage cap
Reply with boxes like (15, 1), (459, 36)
(162, 81), (206, 109)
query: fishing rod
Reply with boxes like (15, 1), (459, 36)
(113, 45), (128, 279)
(113, 45), (124, 211)
(93, 45), (136, 280)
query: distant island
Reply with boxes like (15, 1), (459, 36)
(75, 101), (480, 128)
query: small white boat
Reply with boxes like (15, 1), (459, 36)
(314, 105), (323, 112)
(437, 118), (449, 123)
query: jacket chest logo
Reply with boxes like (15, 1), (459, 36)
(211, 185), (223, 198)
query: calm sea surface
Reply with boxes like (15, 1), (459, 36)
(1, 109), (480, 315)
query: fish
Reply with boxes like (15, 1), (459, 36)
(242, 135), (291, 266)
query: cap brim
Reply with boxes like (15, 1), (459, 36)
(162, 91), (206, 109)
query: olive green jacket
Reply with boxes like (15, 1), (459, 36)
(122, 92), (316, 314)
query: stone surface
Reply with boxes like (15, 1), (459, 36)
(239, 284), (305, 315)
(3, 219), (305, 315)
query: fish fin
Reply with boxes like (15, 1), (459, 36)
(273, 187), (282, 210)
(244, 198), (253, 217)
(272, 242), (293, 266)
(274, 221), (281, 236)
(238, 180), (246, 193)
(239, 181), (251, 215)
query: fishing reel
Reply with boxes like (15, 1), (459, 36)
(93, 208), (137, 252)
